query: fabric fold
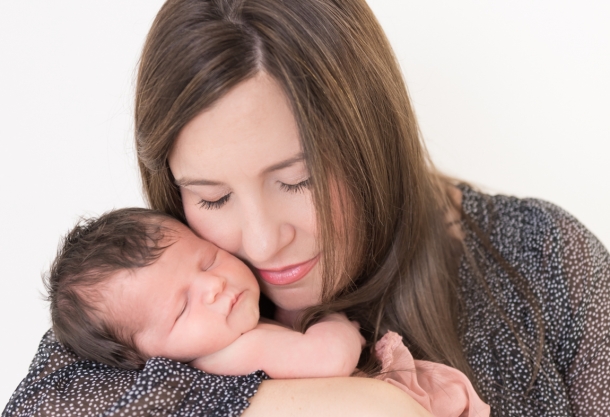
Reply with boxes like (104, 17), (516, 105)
(375, 331), (490, 417)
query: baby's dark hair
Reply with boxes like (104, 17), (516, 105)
(45, 207), (177, 370)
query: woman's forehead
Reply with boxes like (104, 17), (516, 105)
(169, 74), (304, 182)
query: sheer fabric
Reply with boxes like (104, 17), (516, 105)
(3, 331), (267, 416)
(458, 184), (610, 416)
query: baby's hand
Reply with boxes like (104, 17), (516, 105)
(316, 312), (366, 346)
(305, 313), (365, 376)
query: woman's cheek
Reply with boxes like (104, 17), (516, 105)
(182, 192), (214, 239)
(184, 206), (203, 237)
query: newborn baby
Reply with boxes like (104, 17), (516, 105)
(47, 207), (489, 416)
(46, 207), (363, 378)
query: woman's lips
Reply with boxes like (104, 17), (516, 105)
(256, 255), (320, 286)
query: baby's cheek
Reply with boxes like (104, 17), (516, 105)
(236, 297), (260, 334)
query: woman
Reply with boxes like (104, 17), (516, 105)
(4, 0), (609, 416)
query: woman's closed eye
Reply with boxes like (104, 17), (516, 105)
(198, 193), (231, 210)
(279, 177), (311, 193)
(196, 178), (311, 210)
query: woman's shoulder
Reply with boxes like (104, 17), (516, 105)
(459, 182), (574, 228)
(457, 183), (606, 257)
(458, 182), (609, 302)
(3, 330), (267, 416)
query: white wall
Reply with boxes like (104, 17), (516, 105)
(0, 0), (165, 405)
(368, 0), (610, 245)
(1, 0), (608, 407)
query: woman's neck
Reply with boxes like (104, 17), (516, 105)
(274, 308), (303, 328)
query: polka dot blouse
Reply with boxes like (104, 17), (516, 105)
(457, 184), (610, 416)
(3, 332), (268, 416)
(3, 184), (609, 416)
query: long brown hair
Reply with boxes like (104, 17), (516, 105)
(135, 0), (478, 387)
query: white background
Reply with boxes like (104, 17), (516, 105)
(1, 0), (608, 407)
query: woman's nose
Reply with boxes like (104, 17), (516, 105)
(240, 202), (295, 265)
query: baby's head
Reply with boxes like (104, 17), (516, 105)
(46, 208), (260, 369)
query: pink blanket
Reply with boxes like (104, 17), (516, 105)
(375, 332), (490, 417)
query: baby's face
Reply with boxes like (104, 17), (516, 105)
(107, 220), (260, 362)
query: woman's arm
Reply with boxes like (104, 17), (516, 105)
(244, 377), (433, 417)
(553, 206), (610, 414)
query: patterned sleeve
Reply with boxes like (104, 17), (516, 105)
(548, 203), (610, 416)
(2, 331), (269, 417)
(457, 184), (610, 415)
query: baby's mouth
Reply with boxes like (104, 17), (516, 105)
(228, 291), (244, 314)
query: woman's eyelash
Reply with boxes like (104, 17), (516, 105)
(197, 193), (231, 210)
(280, 178), (311, 193)
(196, 179), (310, 209)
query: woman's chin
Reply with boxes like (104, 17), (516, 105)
(266, 292), (321, 326)
(271, 292), (319, 311)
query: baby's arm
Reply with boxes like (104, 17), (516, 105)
(190, 313), (364, 378)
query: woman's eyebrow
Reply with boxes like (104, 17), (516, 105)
(174, 177), (223, 187)
(174, 153), (305, 187)
(262, 153), (305, 174)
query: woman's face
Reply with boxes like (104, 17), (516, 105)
(168, 73), (322, 319)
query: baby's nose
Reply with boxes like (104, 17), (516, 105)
(200, 274), (226, 304)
